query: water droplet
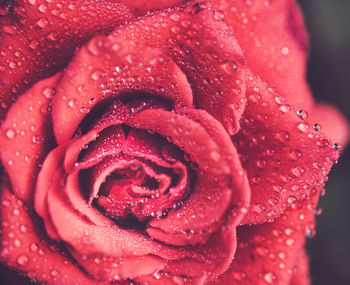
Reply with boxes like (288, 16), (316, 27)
(279, 104), (291, 113)
(275, 131), (290, 143)
(256, 159), (267, 168)
(285, 228), (293, 235)
(297, 110), (308, 120)
(232, 271), (246, 281)
(274, 96), (285, 105)
(32, 135), (45, 144)
(87, 38), (102, 56)
(14, 239), (22, 247)
(291, 166), (304, 177)
(20, 225), (27, 232)
(29, 40), (39, 50)
(285, 238), (295, 246)
(289, 149), (302, 160)
(17, 255), (29, 266)
(13, 208), (20, 215)
(281, 46), (289, 55)
(210, 151), (221, 161)
(170, 14), (180, 21)
(317, 139), (329, 148)
(220, 61), (238, 74)
(264, 272), (276, 283)
(5, 128), (16, 139)
(80, 106), (90, 113)
(90, 69), (104, 81)
(213, 10), (225, 21)
(333, 143), (339, 150)
(252, 175), (261, 184)
(287, 195), (297, 204)
(47, 32), (58, 41)
(38, 4), (48, 13)
(171, 26), (180, 33)
(51, 270), (59, 277)
(8, 61), (16, 69)
(3, 25), (17, 35)
(315, 207), (322, 216)
(313, 123), (321, 131)
(35, 18), (48, 28)
(252, 203), (266, 214)
(297, 122), (309, 132)
(30, 243), (39, 252)
(255, 245), (269, 256)
(67, 99), (77, 108)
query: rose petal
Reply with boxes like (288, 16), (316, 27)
(0, 0), (131, 119)
(0, 179), (107, 285)
(71, 251), (165, 282)
(120, 0), (186, 16)
(64, 170), (114, 227)
(289, 249), (310, 285)
(164, 214), (237, 281)
(79, 125), (126, 168)
(134, 274), (183, 285)
(43, 166), (192, 264)
(213, 0), (313, 111)
(233, 71), (339, 224)
(91, 129), (189, 220)
(45, 166), (166, 257)
(52, 37), (193, 143)
(309, 104), (349, 148)
(0, 73), (59, 205)
(214, 196), (317, 284)
(63, 101), (130, 171)
(34, 143), (70, 239)
(112, 3), (247, 134)
(126, 109), (249, 245)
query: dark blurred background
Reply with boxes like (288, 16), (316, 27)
(298, 0), (350, 284)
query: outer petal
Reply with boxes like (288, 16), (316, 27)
(310, 104), (349, 148)
(0, 73), (59, 205)
(289, 249), (310, 285)
(213, 0), (313, 111)
(71, 252), (166, 282)
(233, 71), (338, 224)
(52, 38), (193, 143)
(213, 196), (317, 285)
(112, 2), (247, 135)
(0, 0), (131, 120)
(120, 0), (186, 16)
(0, 177), (107, 285)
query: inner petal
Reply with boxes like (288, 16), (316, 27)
(79, 128), (191, 222)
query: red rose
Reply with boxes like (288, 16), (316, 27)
(0, 0), (347, 284)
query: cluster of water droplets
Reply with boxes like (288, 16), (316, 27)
(0, 194), (74, 283)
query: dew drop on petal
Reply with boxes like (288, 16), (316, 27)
(297, 110), (308, 120)
(297, 122), (309, 132)
(285, 238), (295, 246)
(38, 4), (48, 13)
(17, 255), (29, 266)
(30, 243), (39, 252)
(232, 271), (246, 281)
(5, 128), (16, 139)
(264, 272), (276, 283)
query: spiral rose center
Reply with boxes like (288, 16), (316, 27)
(73, 96), (193, 223)
(94, 155), (188, 221)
